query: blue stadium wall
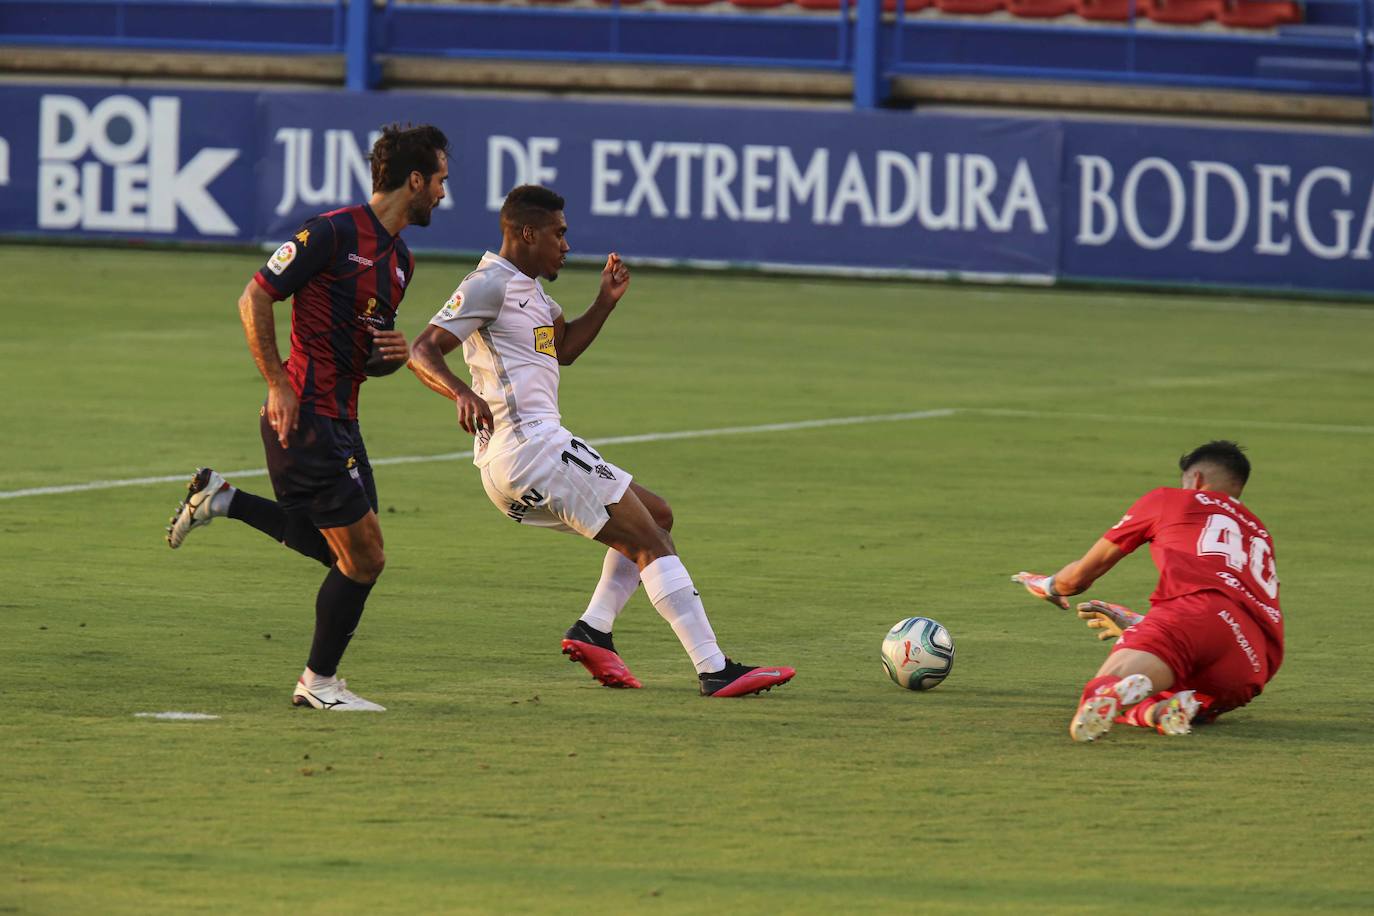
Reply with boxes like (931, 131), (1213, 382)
(2, 84), (1371, 296)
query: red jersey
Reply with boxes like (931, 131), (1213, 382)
(1103, 487), (1282, 661)
(253, 204), (414, 420)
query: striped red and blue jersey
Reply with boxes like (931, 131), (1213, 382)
(253, 204), (415, 419)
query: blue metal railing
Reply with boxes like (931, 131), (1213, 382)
(1, 0), (1369, 114)
(0, 0), (347, 53)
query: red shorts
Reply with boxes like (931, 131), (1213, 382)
(1111, 591), (1276, 720)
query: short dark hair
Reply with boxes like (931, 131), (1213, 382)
(1179, 440), (1250, 486)
(370, 124), (449, 193)
(501, 185), (565, 232)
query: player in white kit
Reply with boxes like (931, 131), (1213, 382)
(408, 185), (794, 697)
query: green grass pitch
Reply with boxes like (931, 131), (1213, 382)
(2, 244), (1372, 913)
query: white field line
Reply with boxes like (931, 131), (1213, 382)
(966, 408), (1374, 436)
(0, 409), (958, 501)
(3, 405), (1369, 501)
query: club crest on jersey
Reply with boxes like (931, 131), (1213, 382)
(533, 325), (557, 359)
(267, 240), (297, 275)
(440, 289), (462, 318)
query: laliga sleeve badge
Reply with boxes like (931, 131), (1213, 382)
(440, 289), (463, 318)
(267, 240), (297, 275)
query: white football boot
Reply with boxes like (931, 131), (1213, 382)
(292, 676), (386, 712)
(166, 467), (231, 548)
(1069, 673), (1153, 743)
(1153, 690), (1201, 736)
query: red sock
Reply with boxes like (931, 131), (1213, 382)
(1080, 675), (1122, 704)
(1117, 691), (1174, 727)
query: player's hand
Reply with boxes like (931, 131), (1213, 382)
(1076, 600), (1144, 641)
(454, 388), (494, 437)
(1011, 571), (1070, 610)
(266, 380), (299, 449)
(597, 253), (630, 306)
(369, 327), (410, 364)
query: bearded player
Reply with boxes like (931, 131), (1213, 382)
(164, 125), (449, 712)
(1013, 441), (1282, 742)
(408, 185), (795, 697)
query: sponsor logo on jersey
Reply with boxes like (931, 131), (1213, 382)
(348, 253), (374, 268)
(295, 229), (310, 246)
(267, 240), (297, 275)
(533, 325), (557, 358)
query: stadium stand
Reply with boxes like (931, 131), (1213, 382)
(1, 0), (1369, 121)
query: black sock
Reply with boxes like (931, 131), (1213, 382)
(228, 491), (332, 567)
(306, 565), (375, 678)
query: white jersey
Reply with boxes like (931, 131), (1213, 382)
(429, 252), (564, 466)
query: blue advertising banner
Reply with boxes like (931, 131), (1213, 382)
(0, 85), (257, 242)
(0, 82), (1370, 294)
(1061, 121), (1374, 294)
(258, 92), (1062, 278)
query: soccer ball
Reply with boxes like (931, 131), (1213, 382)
(880, 617), (955, 691)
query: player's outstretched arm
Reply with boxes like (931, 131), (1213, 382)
(1011, 571), (1071, 610)
(408, 325), (493, 435)
(1012, 538), (1128, 610)
(556, 253), (631, 366)
(239, 279), (297, 449)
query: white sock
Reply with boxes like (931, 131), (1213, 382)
(209, 483), (236, 516)
(640, 556), (725, 674)
(579, 549), (640, 633)
(301, 667), (336, 688)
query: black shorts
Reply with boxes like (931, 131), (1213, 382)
(260, 408), (378, 529)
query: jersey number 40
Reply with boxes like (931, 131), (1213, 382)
(1197, 513), (1279, 599)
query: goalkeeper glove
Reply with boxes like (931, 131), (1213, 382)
(1075, 600), (1145, 641)
(1011, 571), (1070, 610)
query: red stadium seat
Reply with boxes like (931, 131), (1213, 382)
(1007, 0), (1075, 17)
(794, 0), (929, 9)
(659, 0), (720, 5)
(935, 0), (1005, 13)
(1074, 0), (1130, 20)
(1216, 0), (1299, 26)
(729, 0), (794, 7)
(1145, 0), (1220, 22)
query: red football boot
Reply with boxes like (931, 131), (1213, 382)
(699, 658), (796, 697)
(561, 621), (642, 689)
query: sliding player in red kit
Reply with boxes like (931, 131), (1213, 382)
(1013, 441), (1281, 742)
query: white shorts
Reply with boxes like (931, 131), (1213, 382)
(479, 426), (633, 539)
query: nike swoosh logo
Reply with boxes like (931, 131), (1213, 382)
(301, 688), (345, 708)
(518, 299), (529, 308)
(752, 670), (784, 678)
(692, 590), (699, 596)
